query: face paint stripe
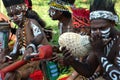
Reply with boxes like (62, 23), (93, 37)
(101, 32), (110, 37)
(103, 61), (108, 67)
(117, 60), (120, 64)
(31, 22), (41, 37)
(109, 70), (120, 80)
(100, 27), (111, 34)
(106, 45), (111, 56)
(117, 57), (120, 60)
(106, 64), (113, 72)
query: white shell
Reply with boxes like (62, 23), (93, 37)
(58, 32), (91, 57)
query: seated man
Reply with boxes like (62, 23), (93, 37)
(48, 0), (90, 80)
(2, 0), (49, 79)
(62, 0), (120, 80)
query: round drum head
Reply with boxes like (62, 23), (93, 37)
(58, 32), (91, 57)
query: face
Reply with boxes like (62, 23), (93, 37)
(90, 19), (112, 41)
(48, 7), (62, 20)
(6, 4), (27, 25)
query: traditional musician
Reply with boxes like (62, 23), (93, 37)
(62, 0), (120, 79)
(48, 0), (90, 80)
(48, 0), (90, 35)
(2, 0), (49, 79)
(2, 0), (48, 60)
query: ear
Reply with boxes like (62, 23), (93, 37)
(58, 11), (63, 15)
(110, 21), (115, 27)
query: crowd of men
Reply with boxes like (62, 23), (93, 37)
(0, 0), (120, 80)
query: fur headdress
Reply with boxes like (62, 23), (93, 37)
(2, 0), (24, 7)
(90, 0), (119, 23)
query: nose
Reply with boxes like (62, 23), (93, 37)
(91, 28), (101, 36)
(96, 29), (100, 33)
(13, 15), (18, 20)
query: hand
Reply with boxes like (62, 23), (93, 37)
(4, 71), (21, 80)
(0, 61), (13, 69)
(62, 47), (75, 65)
(49, 52), (65, 66)
(22, 47), (33, 60)
(90, 33), (105, 52)
(52, 45), (61, 53)
(49, 52), (60, 62)
(0, 49), (13, 63)
(90, 33), (108, 58)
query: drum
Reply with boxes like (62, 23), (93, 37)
(58, 32), (91, 57)
(0, 21), (10, 49)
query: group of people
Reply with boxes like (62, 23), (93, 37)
(0, 0), (120, 80)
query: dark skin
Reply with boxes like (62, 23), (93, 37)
(49, 7), (74, 34)
(62, 19), (120, 79)
(3, 3), (49, 79)
(6, 4), (48, 58)
(48, 7), (92, 80)
(48, 6), (90, 64)
(48, 7), (74, 66)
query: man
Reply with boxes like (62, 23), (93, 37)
(2, 0), (49, 79)
(62, 0), (120, 79)
(2, 0), (48, 60)
(48, 0), (90, 35)
(48, 0), (90, 80)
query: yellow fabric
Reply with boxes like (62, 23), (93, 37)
(57, 74), (69, 80)
(57, 67), (74, 80)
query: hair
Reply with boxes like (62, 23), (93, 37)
(90, 0), (117, 15)
(2, 0), (24, 7)
(62, 11), (71, 18)
(59, 0), (75, 5)
(68, 0), (75, 5)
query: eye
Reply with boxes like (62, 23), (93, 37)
(100, 27), (109, 31)
(91, 27), (97, 31)
(7, 13), (13, 17)
(15, 11), (21, 15)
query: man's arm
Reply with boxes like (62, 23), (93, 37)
(62, 48), (99, 77)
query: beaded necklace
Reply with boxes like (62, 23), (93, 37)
(17, 19), (29, 49)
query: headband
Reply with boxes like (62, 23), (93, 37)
(49, 0), (69, 11)
(90, 11), (119, 23)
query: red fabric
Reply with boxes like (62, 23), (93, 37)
(24, 0), (32, 9)
(29, 70), (43, 80)
(72, 8), (90, 20)
(24, 0), (29, 6)
(71, 8), (90, 28)
(38, 45), (53, 59)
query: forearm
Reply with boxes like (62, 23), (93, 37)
(69, 58), (94, 78)
(27, 34), (44, 53)
(30, 34), (44, 46)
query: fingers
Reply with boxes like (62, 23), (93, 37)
(49, 56), (58, 62)
(104, 38), (112, 45)
(91, 33), (102, 41)
(63, 50), (72, 57)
